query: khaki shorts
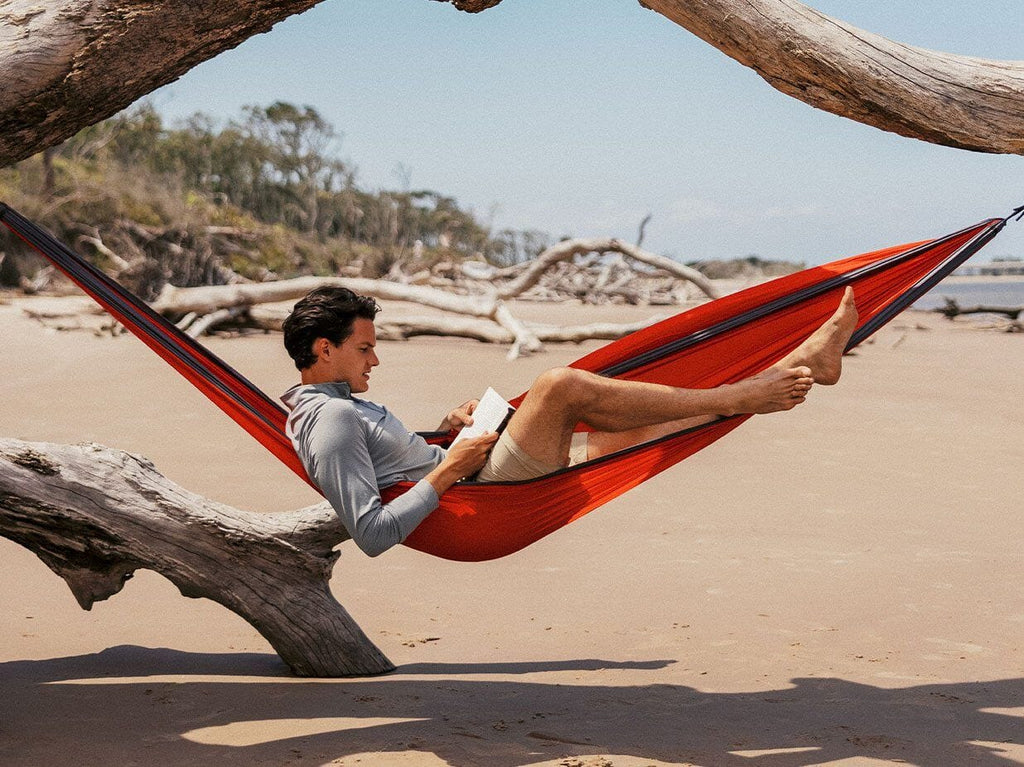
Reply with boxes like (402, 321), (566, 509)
(475, 431), (589, 482)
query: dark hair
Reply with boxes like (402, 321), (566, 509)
(282, 286), (380, 370)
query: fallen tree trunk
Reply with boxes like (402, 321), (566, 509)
(935, 297), (1024, 320)
(150, 236), (712, 356)
(0, 437), (394, 677)
(153, 275), (544, 357)
(252, 308), (663, 345)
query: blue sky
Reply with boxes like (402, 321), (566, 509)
(148, 0), (1024, 264)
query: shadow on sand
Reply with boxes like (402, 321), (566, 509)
(1, 646), (1021, 766)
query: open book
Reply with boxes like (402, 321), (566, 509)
(449, 387), (515, 446)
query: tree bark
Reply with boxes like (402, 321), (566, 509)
(0, 0), (323, 166)
(4, 0), (1022, 166)
(0, 437), (394, 677)
(640, 0), (1024, 154)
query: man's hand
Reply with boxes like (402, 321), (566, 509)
(437, 399), (479, 432)
(425, 432), (499, 496)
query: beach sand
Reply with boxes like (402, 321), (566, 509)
(2, 295), (1023, 766)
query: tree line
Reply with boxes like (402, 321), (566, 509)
(0, 102), (554, 296)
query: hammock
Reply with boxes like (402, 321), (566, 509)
(0, 203), (1013, 561)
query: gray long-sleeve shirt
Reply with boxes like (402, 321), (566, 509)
(282, 382), (446, 556)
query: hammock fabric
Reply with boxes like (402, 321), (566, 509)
(0, 203), (1012, 561)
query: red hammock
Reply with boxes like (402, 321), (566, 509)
(0, 203), (1011, 561)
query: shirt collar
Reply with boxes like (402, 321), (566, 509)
(281, 380), (352, 409)
(312, 381), (352, 398)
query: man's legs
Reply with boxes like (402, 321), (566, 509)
(503, 287), (858, 468)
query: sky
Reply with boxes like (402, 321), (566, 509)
(147, 0), (1024, 265)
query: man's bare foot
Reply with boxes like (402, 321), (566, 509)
(720, 366), (815, 415)
(780, 286), (858, 385)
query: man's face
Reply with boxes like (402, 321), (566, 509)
(321, 318), (379, 393)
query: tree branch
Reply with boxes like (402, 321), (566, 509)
(442, 0), (1024, 154)
(498, 237), (719, 301)
(641, 0), (1024, 154)
(0, 0), (324, 166)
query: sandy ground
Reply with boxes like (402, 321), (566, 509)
(1, 293), (1023, 767)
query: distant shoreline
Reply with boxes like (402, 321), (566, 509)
(943, 274), (1024, 284)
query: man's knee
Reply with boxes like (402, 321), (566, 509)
(532, 367), (595, 408)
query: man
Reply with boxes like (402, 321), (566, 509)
(282, 286), (858, 556)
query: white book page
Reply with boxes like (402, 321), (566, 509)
(449, 387), (513, 445)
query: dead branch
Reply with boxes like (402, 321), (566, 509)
(498, 238), (719, 301)
(636, 214), (653, 248)
(0, 437), (394, 677)
(183, 306), (248, 338)
(935, 297), (1024, 320)
(151, 247), (697, 357)
(74, 229), (131, 271)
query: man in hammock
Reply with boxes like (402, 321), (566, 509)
(281, 286), (858, 556)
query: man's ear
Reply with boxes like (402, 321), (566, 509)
(312, 337), (333, 362)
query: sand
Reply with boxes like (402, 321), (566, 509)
(2, 294), (1023, 766)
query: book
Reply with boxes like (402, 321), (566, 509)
(449, 387), (515, 446)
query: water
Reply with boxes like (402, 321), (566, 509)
(912, 277), (1024, 311)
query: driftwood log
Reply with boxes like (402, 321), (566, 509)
(3, 0), (1024, 166)
(493, 237), (718, 301)
(0, 437), (394, 677)
(298, 311), (661, 346)
(153, 275), (546, 358)
(934, 298), (1024, 332)
(149, 236), (708, 357)
(13, 232), (684, 352)
(935, 297), (1024, 320)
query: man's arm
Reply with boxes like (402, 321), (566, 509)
(304, 402), (498, 557)
(305, 403), (441, 557)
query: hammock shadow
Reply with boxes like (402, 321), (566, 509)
(399, 659), (675, 674)
(3, 646), (1023, 766)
